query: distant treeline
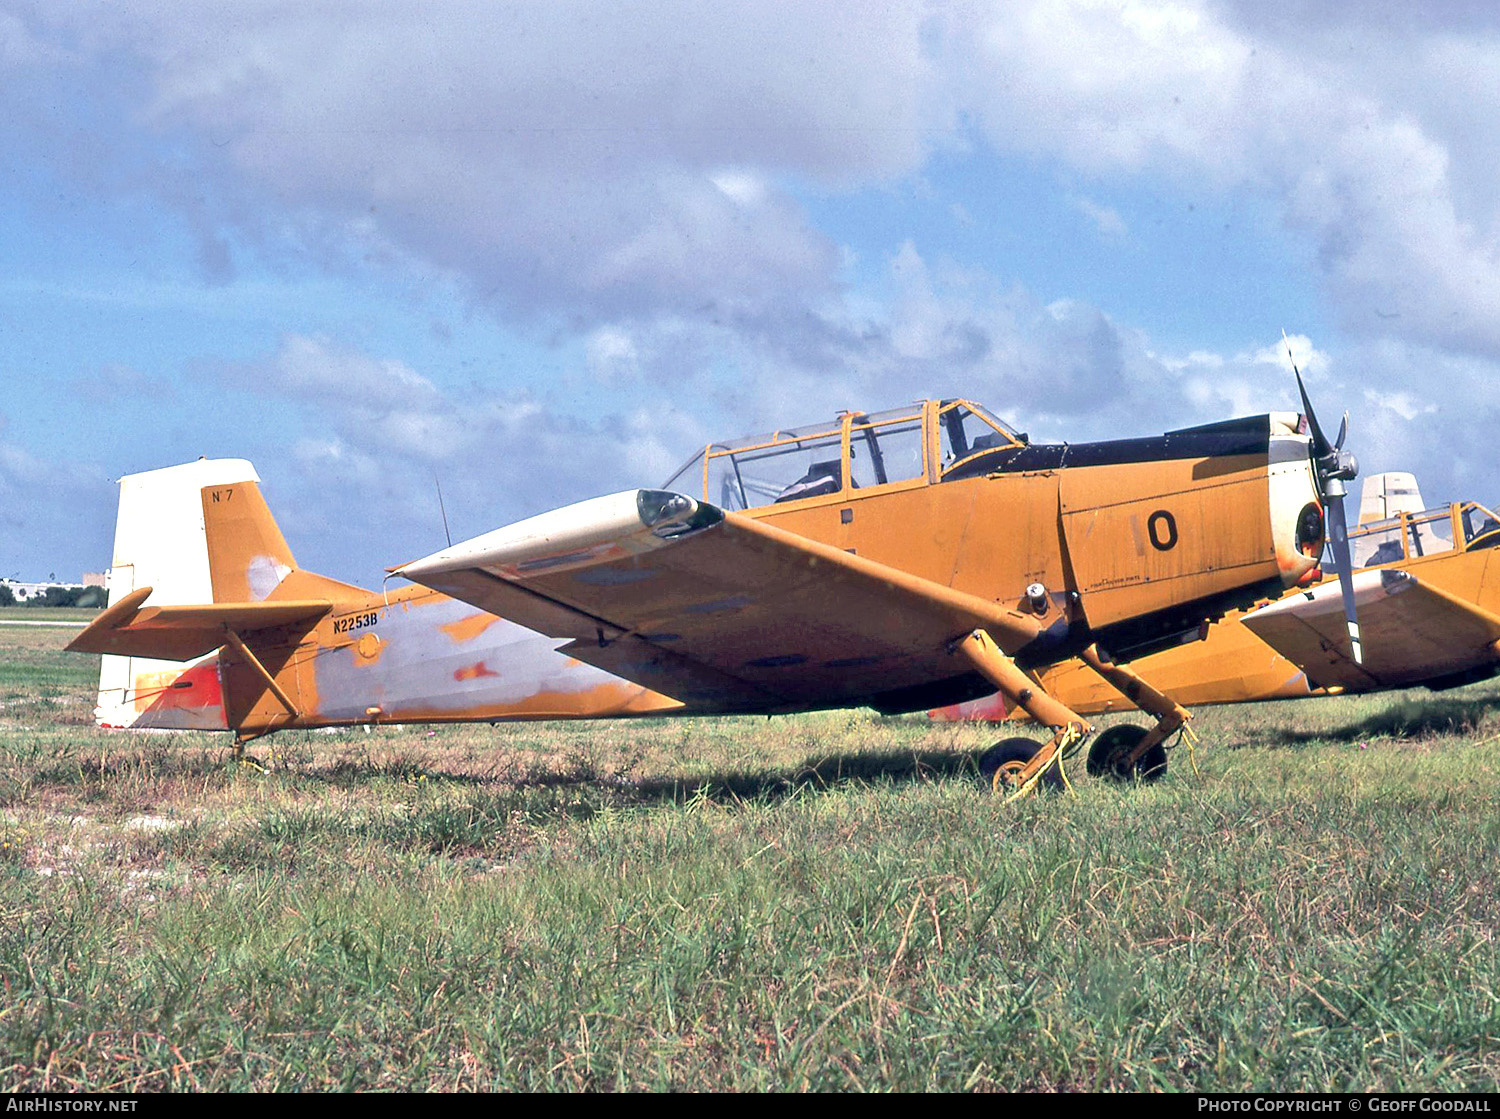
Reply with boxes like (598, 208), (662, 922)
(0, 585), (107, 608)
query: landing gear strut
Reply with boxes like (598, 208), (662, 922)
(978, 737), (1067, 793)
(950, 630), (1196, 795)
(1076, 643), (1193, 784)
(950, 629), (1091, 798)
(1085, 724), (1167, 783)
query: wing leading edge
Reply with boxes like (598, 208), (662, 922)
(396, 489), (1050, 714)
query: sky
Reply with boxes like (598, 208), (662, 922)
(5, 1), (1500, 586)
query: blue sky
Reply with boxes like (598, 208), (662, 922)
(4, 2), (1499, 585)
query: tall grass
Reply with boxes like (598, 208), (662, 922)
(1, 627), (1496, 1090)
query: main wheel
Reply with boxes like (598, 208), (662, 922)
(1086, 724), (1168, 783)
(978, 736), (1064, 793)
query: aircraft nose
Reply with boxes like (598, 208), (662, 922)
(1268, 440), (1324, 587)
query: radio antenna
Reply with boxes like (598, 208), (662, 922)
(434, 474), (452, 548)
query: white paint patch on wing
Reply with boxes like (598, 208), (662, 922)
(1247, 569), (1415, 623)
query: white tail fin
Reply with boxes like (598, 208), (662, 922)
(1357, 472), (1425, 525)
(95, 459), (261, 730)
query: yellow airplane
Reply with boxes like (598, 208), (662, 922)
(389, 391), (1356, 793)
(70, 386), (1356, 796)
(932, 473), (1500, 777)
(1241, 496), (1500, 694)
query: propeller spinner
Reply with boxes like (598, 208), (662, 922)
(1287, 334), (1363, 664)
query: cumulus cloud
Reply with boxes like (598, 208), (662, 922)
(497, 241), (1321, 454)
(951, 1), (1500, 359)
(585, 327), (641, 385)
(218, 333), (708, 577)
(8, 2), (935, 325)
(1070, 195), (1128, 241)
(16, 2), (1500, 367)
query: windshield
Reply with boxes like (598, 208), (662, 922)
(938, 401), (1022, 473)
(1462, 502), (1500, 546)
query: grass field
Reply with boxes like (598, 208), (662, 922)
(0, 607), (98, 623)
(1, 623), (1497, 1091)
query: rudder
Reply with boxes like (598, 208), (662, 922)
(200, 478), (297, 602)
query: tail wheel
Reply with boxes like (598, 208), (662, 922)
(1086, 724), (1168, 784)
(978, 736), (1064, 793)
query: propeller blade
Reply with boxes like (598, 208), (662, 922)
(1325, 492), (1364, 665)
(1285, 331), (1334, 459)
(1284, 329), (1360, 661)
(1294, 367), (1333, 460)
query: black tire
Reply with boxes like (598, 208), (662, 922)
(978, 736), (1064, 793)
(1086, 724), (1168, 784)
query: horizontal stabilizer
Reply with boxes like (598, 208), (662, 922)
(67, 586), (332, 662)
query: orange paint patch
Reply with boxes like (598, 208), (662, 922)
(441, 611), (505, 644)
(453, 661), (502, 682)
(355, 633), (385, 662)
(135, 659), (224, 714)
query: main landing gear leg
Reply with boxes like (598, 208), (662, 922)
(230, 730), (271, 771)
(950, 629), (1092, 798)
(1076, 643), (1197, 783)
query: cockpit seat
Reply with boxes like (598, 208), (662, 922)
(775, 460), (842, 503)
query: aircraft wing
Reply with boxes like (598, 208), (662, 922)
(396, 490), (1048, 713)
(1241, 568), (1500, 690)
(66, 586), (332, 662)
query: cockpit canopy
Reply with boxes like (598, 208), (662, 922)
(661, 400), (1025, 512)
(1345, 501), (1500, 569)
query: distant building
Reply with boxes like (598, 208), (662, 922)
(0, 578), (85, 602)
(83, 572), (106, 588)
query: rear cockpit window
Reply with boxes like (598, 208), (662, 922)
(1404, 508), (1455, 558)
(1350, 519), (1405, 568)
(849, 410), (925, 488)
(1347, 505), (1459, 568)
(663, 423), (844, 511)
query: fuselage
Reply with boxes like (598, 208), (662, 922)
(105, 583), (681, 733)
